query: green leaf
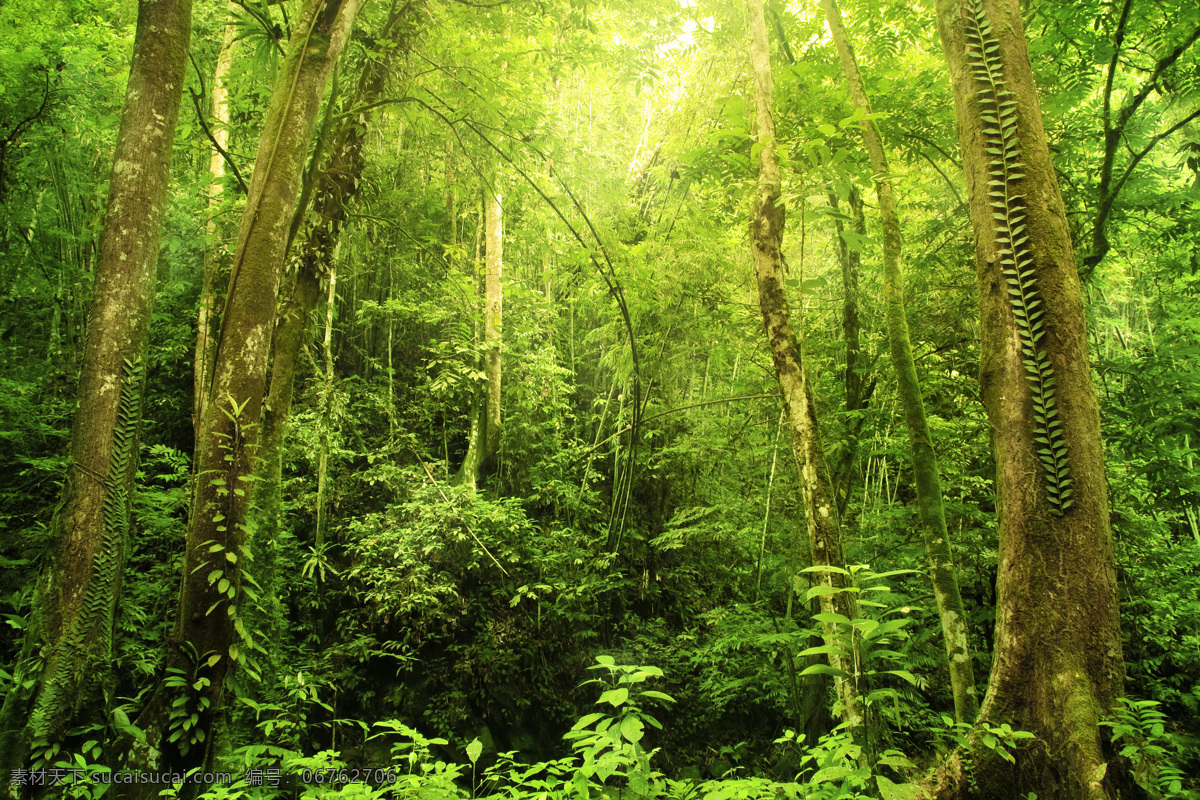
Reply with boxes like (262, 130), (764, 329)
(619, 715), (644, 744)
(798, 643), (850, 658)
(570, 712), (604, 731)
(883, 669), (918, 686)
(800, 565), (850, 576)
(798, 663), (851, 680)
(812, 764), (851, 783)
(876, 775), (924, 800)
(806, 584), (853, 601)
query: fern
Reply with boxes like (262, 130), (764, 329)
(963, 0), (1072, 515)
(31, 358), (145, 740)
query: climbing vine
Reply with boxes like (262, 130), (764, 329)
(30, 358), (145, 742)
(964, 0), (1072, 514)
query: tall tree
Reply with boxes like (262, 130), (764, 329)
(125, 0), (365, 781)
(314, 260), (337, 547)
(0, 0), (191, 776)
(746, 0), (866, 754)
(931, 0), (1132, 795)
(254, 0), (421, 609)
(459, 181), (504, 490)
(193, 3), (239, 446)
(828, 188), (873, 519)
(820, 0), (978, 724)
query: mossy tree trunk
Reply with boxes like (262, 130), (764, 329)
(193, 3), (237, 447)
(929, 0), (1131, 796)
(821, 0), (978, 725)
(252, 0), (418, 687)
(828, 187), (873, 519)
(458, 180), (504, 490)
(0, 0), (191, 779)
(746, 0), (866, 753)
(123, 0), (365, 783)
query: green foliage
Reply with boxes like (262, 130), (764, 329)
(564, 656), (675, 793)
(798, 566), (923, 722)
(188, 661), (935, 800)
(1100, 698), (1199, 799)
(935, 715), (1034, 766)
(1, 0), (1199, 789)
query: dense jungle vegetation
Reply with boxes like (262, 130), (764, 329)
(1, 0), (1199, 797)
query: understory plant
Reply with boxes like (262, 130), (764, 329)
(153, 659), (948, 800)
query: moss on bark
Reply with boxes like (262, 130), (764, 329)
(747, 0), (866, 752)
(123, 0), (366, 784)
(930, 0), (1132, 796)
(0, 0), (191, 780)
(821, 0), (978, 725)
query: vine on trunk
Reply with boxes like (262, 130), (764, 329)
(31, 357), (144, 740)
(964, 0), (1072, 514)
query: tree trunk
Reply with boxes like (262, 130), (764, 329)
(252, 0), (420, 666)
(0, 0), (191, 776)
(124, 0), (364, 782)
(746, 0), (866, 753)
(929, 0), (1130, 796)
(821, 0), (978, 725)
(457, 180), (503, 490)
(315, 262), (337, 548)
(483, 182), (503, 470)
(445, 138), (457, 249)
(829, 188), (873, 519)
(193, 3), (237, 446)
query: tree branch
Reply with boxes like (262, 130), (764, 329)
(188, 52), (250, 195)
(1086, 17), (1200, 276)
(1100, 0), (1134, 142)
(587, 393), (783, 454)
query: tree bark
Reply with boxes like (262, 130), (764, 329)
(930, 0), (1129, 796)
(457, 180), (504, 490)
(483, 182), (503, 469)
(124, 0), (364, 782)
(252, 0), (420, 667)
(0, 0), (191, 776)
(315, 262), (337, 548)
(746, 0), (866, 753)
(194, 3), (238, 447)
(821, 0), (978, 725)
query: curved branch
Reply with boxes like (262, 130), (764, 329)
(1086, 19), (1200, 275)
(188, 52), (250, 194)
(1, 66), (52, 147)
(1083, 106), (1200, 279)
(586, 393), (782, 454)
(415, 88), (642, 444)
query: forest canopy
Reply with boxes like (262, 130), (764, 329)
(0, 0), (1198, 798)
